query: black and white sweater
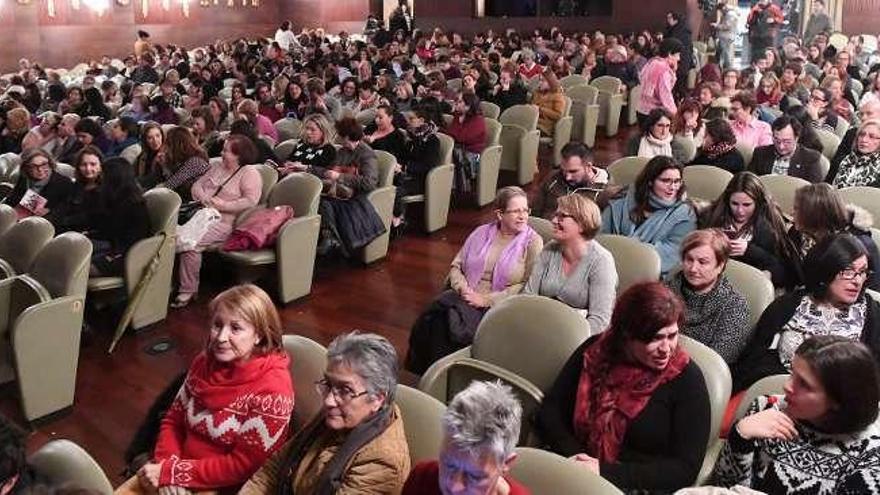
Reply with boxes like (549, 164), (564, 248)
(712, 394), (880, 494)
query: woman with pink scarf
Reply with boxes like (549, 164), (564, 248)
(405, 186), (544, 374)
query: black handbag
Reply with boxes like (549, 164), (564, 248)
(176, 166), (243, 225)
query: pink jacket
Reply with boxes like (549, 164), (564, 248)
(637, 57), (677, 116)
(191, 164), (262, 224)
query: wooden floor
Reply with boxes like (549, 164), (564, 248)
(0, 124), (637, 484)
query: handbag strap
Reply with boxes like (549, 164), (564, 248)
(213, 165), (243, 198)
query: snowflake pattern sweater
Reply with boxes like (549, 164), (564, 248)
(153, 351), (295, 490)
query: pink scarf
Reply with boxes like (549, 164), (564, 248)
(461, 222), (536, 292)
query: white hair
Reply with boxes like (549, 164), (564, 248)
(442, 381), (523, 464)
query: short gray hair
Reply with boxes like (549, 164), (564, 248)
(327, 331), (398, 403)
(442, 381), (522, 464)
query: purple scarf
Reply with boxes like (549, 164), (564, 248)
(461, 222), (536, 292)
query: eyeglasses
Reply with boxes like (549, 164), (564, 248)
(552, 211), (574, 221)
(838, 268), (872, 280)
(656, 177), (683, 185)
(315, 378), (369, 404)
(503, 208), (531, 216)
(26, 161), (51, 171)
(810, 94), (826, 103)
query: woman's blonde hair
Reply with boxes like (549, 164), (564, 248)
(494, 186), (527, 211)
(556, 194), (601, 239)
(208, 284), (283, 354)
(300, 114), (335, 146)
(680, 229), (731, 267)
(6, 107), (31, 134)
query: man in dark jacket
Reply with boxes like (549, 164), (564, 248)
(534, 142), (609, 218)
(665, 11), (693, 99)
(749, 115), (825, 183)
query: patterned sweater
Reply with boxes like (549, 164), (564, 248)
(713, 394), (880, 494)
(153, 351), (295, 489)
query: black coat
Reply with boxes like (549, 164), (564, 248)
(690, 148), (746, 174)
(735, 216), (798, 289)
(3, 171), (74, 225)
(748, 145), (825, 183)
(828, 127), (857, 184)
(732, 290), (880, 392)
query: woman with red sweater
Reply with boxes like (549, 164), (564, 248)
(445, 91), (487, 189)
(117, 284), (295, 494)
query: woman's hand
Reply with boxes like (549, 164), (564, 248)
(137, 461), (163, 490)
(325, 170), (341, 181)
(729, 239), (748, 257)
(158, 486), (190, 495)
(462, 291), (489, 308)
(736, 408), (798, 441)
(569, 453), (600, 474)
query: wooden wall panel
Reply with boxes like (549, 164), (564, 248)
(842, 0), (880, 36)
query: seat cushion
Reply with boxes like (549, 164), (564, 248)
(87, 277), (125, 292)
(218, 249), (276, 266)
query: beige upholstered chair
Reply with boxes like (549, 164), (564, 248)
(88, 188), (180, 331)
(566, 84), (600, 148)
(673, 135), (698, 163)
(559, 74), (589, 90)
(479, 101), (501, 120)
(627, 84), (642, 126)
(590, 76), (625, 137)
(833, 118), (850, 139)
(550, 96), (574, 166)
(218, 173), (322, 303)
(420, 294), (591, 403)
(402, 134), (455, 233)
(29, 440), (113, 495)
(355, 108), (378, 127)
(527, 216), (554, 243)
(0, 216), (55, 278)
(0, 204), (15, 237)
(596, 234), (661, 293)
(396, 384), (446, 465)
(447, 78), (463, 92)
(119, 143), (143, 166)
(0, 233), (92, 421)
(735, 142), (754, 166)
(732, 374), (789, 421)
(499, 105), (540, 185)
(282, 334), (328, 431)
(683, 165), (733, 202)
(253, 163), (279, 204)
(759, 174), (810, 216)
(607, 156), (649, 187)
(274, 138), (299, 161)
(55, 163), (76, 180)
(477, 119), (503, 207)
(723, 259), (775, 330)
(361, 151), (396, 263)
(839, 186), (880, 222)
(511, 447), (624, 494)
(679, 335), (731, 486)
(814, 127), (841, 160)
(274, 117), (303, 143)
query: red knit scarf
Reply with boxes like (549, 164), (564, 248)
(572, 332), (690, 463)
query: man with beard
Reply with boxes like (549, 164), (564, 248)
(534, 142), (608, 218)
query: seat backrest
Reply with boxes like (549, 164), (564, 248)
(0, 216), (55, 274)
(274, 118), (303, 143)
(282, 334), (328, 432)
(723, 259), (775, 330)
(374, 150), (396, 187)
(484, 118), (502, 147)
(559, 74), (590, 90)
(814, 126), (841, 160)
(561, 95), (572, 117)
(270, 172), (322, 216)
(733, 374), (788, 422)
(683, 165), (734, 202)
(472, 294), (591, 393)
(355, 108), (377, 127)
(590, 75), (622, 94)
(834, 118), (850, 139)
(396, 384), (445, 465)
(818, 154), (830, 181)
(527, 216), (554, 244)
(29, 232), (92, 300)
(759, 174), (809, 216)
(839, 186), (880, 222)
(56, 163), (76, 179)
(447, 78), (463, 92)
(607, 156), (649, 187)
(596, 234), (661, 293)
(673, 135), (697, 163)
(274, 138), (299, 161)
(735, 142), (754, 166)
(565, 84), (599, 105)
(679, 335), (731, 442)
(0, 204), (15, 237)
(499, 104), (539, 130)
(29, 440), (113, 495)
(144, 188), (182, 235)
(252, 163), (279, 204)
(436, 133), (454, 165)
(479, 101), (500, 120)
(511, 447), (624, 495)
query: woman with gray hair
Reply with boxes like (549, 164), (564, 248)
(241, 331), (411, 494)
(402, 380), (530, 494)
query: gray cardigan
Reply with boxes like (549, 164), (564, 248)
(524, 240), (618, 333)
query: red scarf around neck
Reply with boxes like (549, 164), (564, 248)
(572, 332), (690, 463)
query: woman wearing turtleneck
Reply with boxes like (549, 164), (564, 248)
(601, 156), (696, 276)
(627, 108), (690, 164)
(689, 118), (746, 173)
(666, 229), (752, 364)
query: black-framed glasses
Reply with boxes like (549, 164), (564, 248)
(838, 268), (873, 281)
(552, 211), (574, 221)
(503, 208), (531, 216)
(315, 378), (369, 404)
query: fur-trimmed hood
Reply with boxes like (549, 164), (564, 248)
(849, 203), (874, 231)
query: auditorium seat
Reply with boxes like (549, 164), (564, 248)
(566, 84), (600, 148)
(596, 233), (661, 293)
(590, 76), (625, 137)
(29, 439), (113, 495)
(479, 101), (501, 120)
(607, 155), (649, 187)
(402, 133), (455, 233)
(499, 104), (540, 185)
(396, 384), (446, 465)
(682, 165), (733, 202)
(0, 216), (55, 279)
(282, 334), (327, 431)
(759, 174), (809, 216)
(0, 204), (15, 237)
(511, 447), (624, 494)
(362, 150), (396, 263)
(476, 118), (503, 207)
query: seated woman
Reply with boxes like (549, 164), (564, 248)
(208, 96), (231, 132)
(537, 281), (710, 492)
(225, 120), (279, 164)
(602, 156), (697, 276)
(281, 80), (308, 120)
(689, 118), (745, 173)
(364, 105), (407, 159)
(392, 105), (443, 231)
(122, 284), (294, 494)
(237, 98), (279, 143)
(189, 105), (221, 156)
(2, 148), (73, 223)
(733, 234), (880, 392)
(704, 172), (798, 288)
(56, 145), (104, 233)
(172, 135), (261, 308)
(672, 98), (706, 150)
(86, 157), (152, 276)
(788, 183), (880, 291)
(240, 331), (410, 494)
(149, 126), (211, 202)
(626, 108), (690, 163)
(832, 119), (880, 188)
(524, 194), (617, 333)
(0, 107), (31, 154)
(406, 187), (543, 374)
(531, 68), (565, 137)
(279, 113), (337, 178)
(444, 91), (487, 185)
(714, 336), (880, 494)
(666, 229), (751, 364)
(120, 94), (151, 122)
(134, 122), (166, 183)
(403, 381), (531, 495)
